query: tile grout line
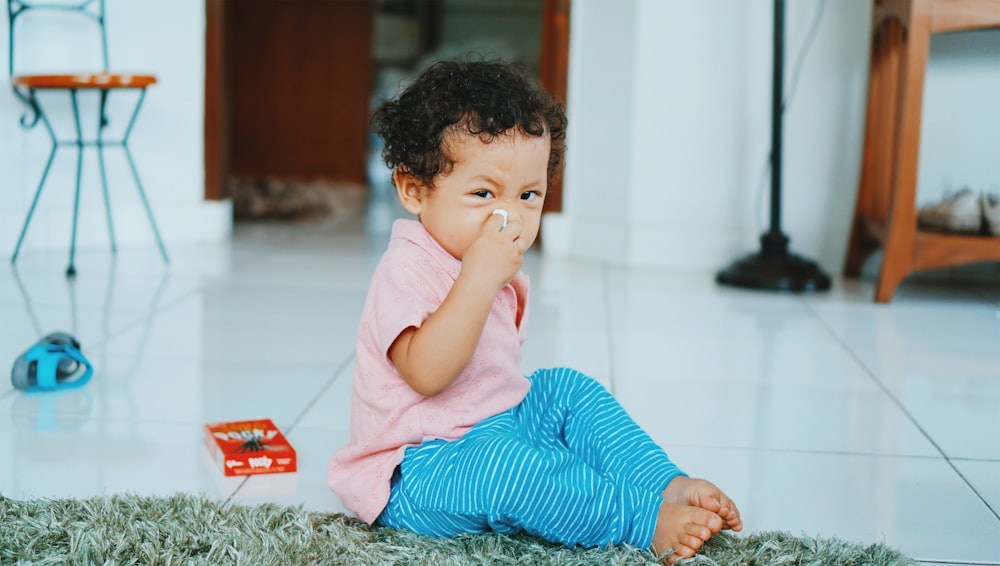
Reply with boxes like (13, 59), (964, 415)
(1, 276), (196, 400)
(803, 300), (1000, 522)
(75, 273), (253, 508)
(85, 280), (200, 352)
(227, 349), (356, 503)
(283, 350), (357, 434)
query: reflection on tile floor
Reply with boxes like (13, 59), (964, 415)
(1, 217), (998, 565)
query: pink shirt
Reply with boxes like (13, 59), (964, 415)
(328, 219), (531, 524)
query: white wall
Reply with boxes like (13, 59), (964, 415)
(920, 29), (1000, 199)
(553, 0), (638, 263)
(1, 0), (230, 259)
(553, 0), (1000, 273)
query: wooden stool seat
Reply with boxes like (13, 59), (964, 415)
(13, 73), (157, 89)
(844, 0), (1000, 302)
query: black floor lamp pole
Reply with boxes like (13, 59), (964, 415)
(768, 0), (785, 249)
(716, 0), (831, 292)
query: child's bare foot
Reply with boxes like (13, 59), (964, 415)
(651, 502), (723, 564)
(662, 476), (743, 532)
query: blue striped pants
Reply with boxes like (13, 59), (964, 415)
(376, 367), (686, 549)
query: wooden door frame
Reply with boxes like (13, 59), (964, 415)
(205, 0), (227, 201)
(204, 0), (571, 210)
(540, 0), (570, 214)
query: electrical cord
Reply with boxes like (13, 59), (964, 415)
(755, 0), (828, 232)
(784, 0), (827, 113)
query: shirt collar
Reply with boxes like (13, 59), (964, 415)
(390, 219), (530, 294)
(391, 219), (462, 279)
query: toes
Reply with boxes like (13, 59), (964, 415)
(699, 494), (723, 513)
(720, 498), (743, 531)
(706, 513), (724, 533)
(654, 500), (730, 564)
(681, 534), (705, 551)
(684, 521), (712, 542)
(665, 544), (697, 564)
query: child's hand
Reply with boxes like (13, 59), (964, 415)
(459, 211), (527, 293)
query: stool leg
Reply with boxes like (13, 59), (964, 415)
(66, 89), (90, 277)
(12, 89), (59, 265)
(67, 89), (85, 278)
(12, 144), (58, 264)
(875, 7), (931, 303)
(122, 89), (168, 264)
(845, 28), (884, 278)
(97, 89), (117, 255)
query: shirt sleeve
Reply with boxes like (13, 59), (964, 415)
(367, 244), (451, 359)
(510, 272), (530, 345)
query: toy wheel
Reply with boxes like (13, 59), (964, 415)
(11, 355), (35, 391)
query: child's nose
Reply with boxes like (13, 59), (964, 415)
(501, 205), (521, 224)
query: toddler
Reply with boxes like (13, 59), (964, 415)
(328, 59), (742, 563)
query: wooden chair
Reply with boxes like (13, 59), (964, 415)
(7, 0), (167, 277)
(844, 0), (1000, 302)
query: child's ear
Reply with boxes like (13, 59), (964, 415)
(394, 169), (425, 216)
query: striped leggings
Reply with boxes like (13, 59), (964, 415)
(376, 367), (686, 549)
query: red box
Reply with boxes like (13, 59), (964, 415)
(204, 418), (297, 476)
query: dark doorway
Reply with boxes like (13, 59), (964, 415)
(204, 0), (568, 219)
(205, 0), (372, 220)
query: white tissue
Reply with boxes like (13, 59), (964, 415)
(491, 208), (508, 231)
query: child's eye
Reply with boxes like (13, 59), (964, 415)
(520, 191), (541, 201)
(472, 190), (492, 199)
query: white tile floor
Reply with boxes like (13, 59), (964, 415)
(2, 214), (999, 565)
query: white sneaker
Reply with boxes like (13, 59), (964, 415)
(982, 191), (1000, 236)
(918, 187), (982, 233)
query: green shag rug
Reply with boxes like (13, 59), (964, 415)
(0, 493), (916, 565)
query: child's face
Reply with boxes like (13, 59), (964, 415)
(396, 129), (550, 260)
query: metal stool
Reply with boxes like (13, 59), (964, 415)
(7, 0), (168, 277)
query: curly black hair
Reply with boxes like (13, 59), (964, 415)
(371, 59), (567, 188)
